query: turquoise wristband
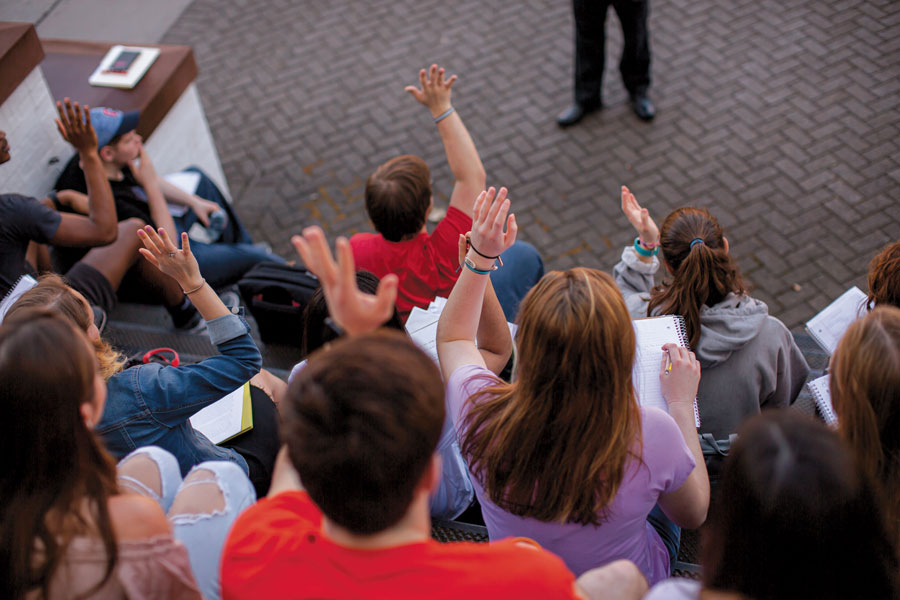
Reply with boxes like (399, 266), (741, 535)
(633, 237), (659, 257)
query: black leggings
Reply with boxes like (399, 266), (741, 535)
(221, 385), (280, 498)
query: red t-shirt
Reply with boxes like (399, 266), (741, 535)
(221, 491), (579, 600)
(350, 207), (472, 321)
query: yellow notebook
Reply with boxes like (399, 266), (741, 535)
(189, 382), (253, 444)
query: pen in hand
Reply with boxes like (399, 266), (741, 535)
(664, 348), (672, 375)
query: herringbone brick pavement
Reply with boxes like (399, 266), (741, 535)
(162, 0), (900, 328)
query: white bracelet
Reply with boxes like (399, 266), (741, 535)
(433, 107), (455, 123)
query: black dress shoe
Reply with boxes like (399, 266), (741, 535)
(556, 102), (600, 128)
(631, 94), (655, 121)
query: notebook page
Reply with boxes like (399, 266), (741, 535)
(632, 316), (685, 414)
(190, 385), (245, 444)
(805, 286), (867, 354)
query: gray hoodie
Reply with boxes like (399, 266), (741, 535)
(614, 247), (809, 439)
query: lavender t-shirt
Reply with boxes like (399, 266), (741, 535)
(446, 364), (696, 585)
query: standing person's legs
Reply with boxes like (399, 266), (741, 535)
(116, 446), (184, 513)
(169, 462), (256, 600)
(613, 0), (651, 97)
(573, 0), (611, 108)
(490, 241), (545, 322)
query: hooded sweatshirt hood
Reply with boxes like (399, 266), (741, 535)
(695, 293), (769, 367)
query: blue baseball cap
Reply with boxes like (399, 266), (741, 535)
(89, 107), (140, 148)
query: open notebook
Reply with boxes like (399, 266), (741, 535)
(190, 382), (252, 444)
(632, 315), (701, 427)
(805, 286), (868, 355)
(405, 297), (517, 365)
(807, 375), (837, 427)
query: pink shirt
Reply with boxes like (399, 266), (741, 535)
(446, 364), (696, 585)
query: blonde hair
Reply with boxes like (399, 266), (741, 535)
(7, 275), (125, 379)
(460, 268), (642, 525)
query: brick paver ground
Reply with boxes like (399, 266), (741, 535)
(163, 0), (900, 328)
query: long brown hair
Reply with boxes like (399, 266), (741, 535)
(460, 268), (641, 525)
(0, 309), (119, 600)
(7, 274), (125, 379)
(831, 306), (900, 547)
(702, 411), (899, 598)
(867, 239), (900, 309)
(647, 207), (745, 348)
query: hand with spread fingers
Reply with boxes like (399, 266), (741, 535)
(404, 63), (457, 118)
(621, 185), (659, 246)
(292, 226), (399, 336)
(468, 186), (517, 268)
(55, 98), (98, 154)
(137, 226), (203, 291)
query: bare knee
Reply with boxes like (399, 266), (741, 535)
(169, 469), (226, 517)
(117, 453), (163, 498)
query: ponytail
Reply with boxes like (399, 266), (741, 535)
(647, 208), (745, 348)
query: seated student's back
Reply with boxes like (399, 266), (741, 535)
(222, 332), (591, 600)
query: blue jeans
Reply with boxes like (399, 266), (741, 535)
(490, 241), (545, 322)
(647, 504), (681, 570)
(175, 167), (284, 289)
(117, 446), (256, 600)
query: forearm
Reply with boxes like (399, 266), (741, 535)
(476, 277), (512, 373)
(143, 178), (178, 234)
(157, 176), (197, 207)
(79, 152), (117, 237)
(437, 254), (493, 346)
(437, 112), (485, 186)
(184, 280), (230, 321)
(669, 401), (710, 512)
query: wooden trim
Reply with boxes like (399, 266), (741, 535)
(0, 22), (45, 105)
(40, 39), (197, 139)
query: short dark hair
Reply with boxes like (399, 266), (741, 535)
(283, 330), (444, 534)
(702, 411), (899, 598)
(300, 270), (404, 357)
(365, 155), (431, 242)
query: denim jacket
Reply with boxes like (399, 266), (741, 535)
(96, 314), (262, 476)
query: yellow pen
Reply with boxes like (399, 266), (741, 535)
(665, 349), (673, 375)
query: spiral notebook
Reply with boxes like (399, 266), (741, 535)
(632, 315), (701, 427)
(0, 274), (37, 322)
(805, 286), (867, 355)
(807, 375), (837, 427)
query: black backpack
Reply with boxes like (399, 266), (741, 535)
(237, 262), (319, 346)
(699, 432), (738, 496)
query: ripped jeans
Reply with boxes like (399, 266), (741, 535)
(117, 446), (256, 600)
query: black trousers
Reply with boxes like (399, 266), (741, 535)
(573, 0), (651, 106)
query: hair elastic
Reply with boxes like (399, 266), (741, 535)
(690, 238), (705, 249)
(433, 107), (455, 123)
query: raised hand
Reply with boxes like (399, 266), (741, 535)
(469, 187), (517, 261)
(404, 64), (457, 117)
(137, 226), (203, 291)
(55, 98), (98, 153)
(292, 226), (399, 336)
(659, 343), (701, 407)
(621, 185), (659, 246)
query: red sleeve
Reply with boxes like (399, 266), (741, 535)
(425, 207), (473, 297)
(482, 539), (580, 599)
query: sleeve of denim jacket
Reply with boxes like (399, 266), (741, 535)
(612, 245), (660, 319)
(137, 314), (263, 427)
